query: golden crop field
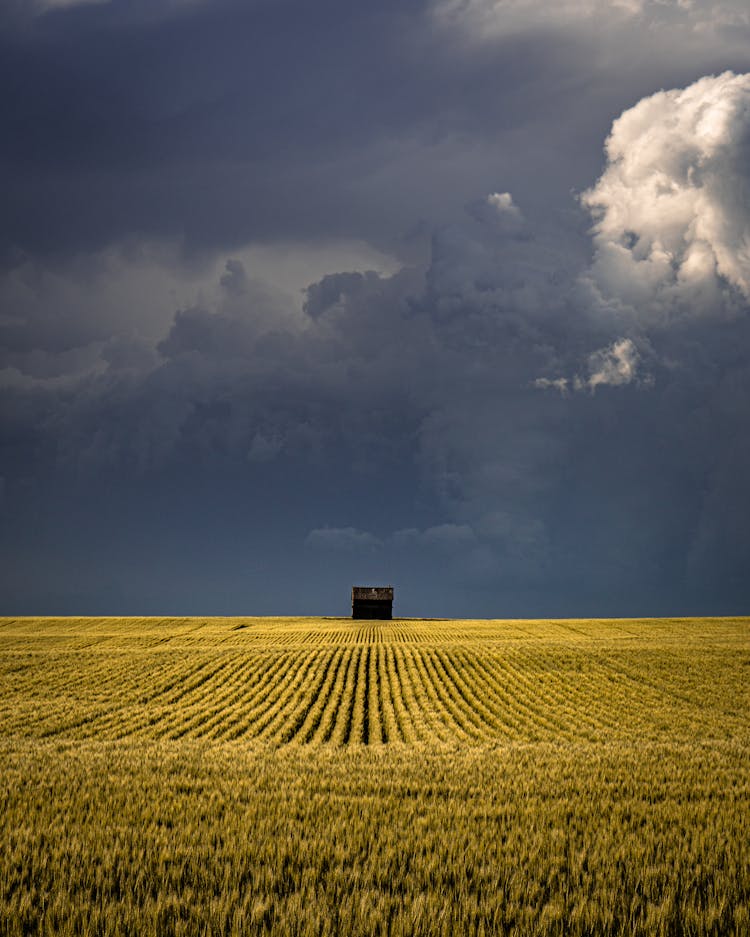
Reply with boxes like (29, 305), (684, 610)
(1, 616), (748, 935)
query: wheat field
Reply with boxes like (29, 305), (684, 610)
(1, 616), (748, 935)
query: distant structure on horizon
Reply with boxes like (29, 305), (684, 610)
(351, 586), (393, 620)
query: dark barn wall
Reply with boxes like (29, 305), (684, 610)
(352, 600), (393, 620)
(351, 586), (394, 620)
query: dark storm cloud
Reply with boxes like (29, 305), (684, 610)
(2, 1), (750, 614)
(0, 0), (441, 253)
(6, 179), (749, 613)
(0, 0), (688, 259)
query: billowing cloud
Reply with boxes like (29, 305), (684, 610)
(534, 338), (645, 394)
(3, 0), (750, 617)
(582, 338), (641, 391)
(465, 192), (526, 235)
(582, 71), (750, 321)
(532, 376), (570, 396)
(486, 192), (521, 217)
(6, 143), (746, 610)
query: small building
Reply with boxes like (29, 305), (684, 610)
(352, 586), (393, 620)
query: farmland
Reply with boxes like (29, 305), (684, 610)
(1, 616), (749, 935)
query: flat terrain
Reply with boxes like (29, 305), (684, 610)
(1, 616), (748, 934)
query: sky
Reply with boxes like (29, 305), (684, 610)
(2, 0), (750, 617)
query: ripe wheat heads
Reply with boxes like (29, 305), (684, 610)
(1, 615), (748, 935)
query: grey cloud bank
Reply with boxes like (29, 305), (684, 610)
(1, 1), (749, 616)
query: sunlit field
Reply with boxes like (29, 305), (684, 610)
(1, 616), (748, 935)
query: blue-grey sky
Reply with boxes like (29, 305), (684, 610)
(2, 0), (750, 616)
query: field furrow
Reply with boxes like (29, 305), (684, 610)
(433, 648), (512, 740)
(420, 648), (485, 741)
(348, 644), (370, 744)
(404, 647), (455, 743)
(267, 648), (344, 744)
(203, 652), (294, 740)
(314, 647), (356, 745)
(333, 645), (363, 746)
(368, 643), (384, 744)
(1, 617), (748, 753)
(382, 645), (412, 743)
(276, 648), (339, 744)
(251, 650), (323, 743)
(299, 648), (348, 744)
(392, 646), (434, 742)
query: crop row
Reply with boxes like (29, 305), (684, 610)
(1, 618), (748, 746)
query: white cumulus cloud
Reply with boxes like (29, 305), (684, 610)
(580, 338), (641, 392)
(487, 192), (522, 219)
(582, 71), (750, 319)
(534, 338), (644, 394)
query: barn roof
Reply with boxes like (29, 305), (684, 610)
(352, 586), (394, 601)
